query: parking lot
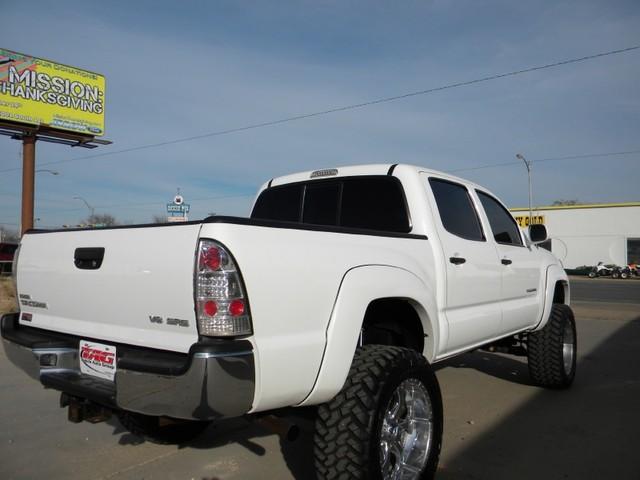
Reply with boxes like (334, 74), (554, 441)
(1, 276), (639, 479)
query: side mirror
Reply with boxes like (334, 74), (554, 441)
(528, 224), (547, 244)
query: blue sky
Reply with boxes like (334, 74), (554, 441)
(0, 0), (639, 229)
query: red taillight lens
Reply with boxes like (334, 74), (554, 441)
(229, 299), (245, 317)
(195, 239), (252, 337)
(201, 247), (221, 271)
(204, 300), (217, 317)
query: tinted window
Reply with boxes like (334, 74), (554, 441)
(341, 177), (410, 232)
(429, 178), (484, 241)
(252, 176), (410, 233)
(303, 182), (340, 226)
(251, 184), (302, 222)
(477, 191), (523, 246)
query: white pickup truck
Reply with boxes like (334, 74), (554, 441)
(2, 164), (576, 480)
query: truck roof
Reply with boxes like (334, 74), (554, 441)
(267, 163), (486, 192)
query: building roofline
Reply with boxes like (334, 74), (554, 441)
(510, 202), (640, 212)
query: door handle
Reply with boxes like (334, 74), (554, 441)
(501, 258), (512, 265)
(74, 247), (105, 270)
(449, 256), (466, 265)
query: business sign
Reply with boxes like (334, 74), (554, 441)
(514, 215), (545, 227)
(166, 194), (190, 222)
(0, 48), (105, 136)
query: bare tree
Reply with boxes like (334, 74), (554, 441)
(551, 199), (583, 206)
(0, 227), (20, 243)
(84, 213), (118, 226)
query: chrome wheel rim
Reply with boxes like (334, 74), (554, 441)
(563, 321), (575, 376)
(379, 378), (433, 479)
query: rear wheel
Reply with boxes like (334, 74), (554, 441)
(527, 304), (577, 388)
(116, 411), (210, 444)
(314, 345), (443, 479)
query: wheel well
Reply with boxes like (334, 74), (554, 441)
(553, 281), (568, 304)
(361, 298), (425, 353)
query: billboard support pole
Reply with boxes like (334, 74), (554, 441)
(21, 135), (36, 235)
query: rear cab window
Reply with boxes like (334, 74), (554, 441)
(252, 176), (411, 233)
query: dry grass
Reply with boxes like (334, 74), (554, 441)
(0, 277), (18, 314)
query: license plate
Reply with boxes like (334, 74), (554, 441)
(79, 340), (117, 381)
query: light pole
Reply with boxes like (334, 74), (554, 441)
(516, 153), (533, 227)
(73, 196), (95, 218)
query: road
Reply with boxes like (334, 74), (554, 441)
(0, 280), (638, 479)
(570, 276), (640, 305)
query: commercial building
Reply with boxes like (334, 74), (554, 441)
(510, 203), (640, 269)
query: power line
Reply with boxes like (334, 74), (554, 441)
(0, 45), (638, 175)
(447, 149), (640, 173)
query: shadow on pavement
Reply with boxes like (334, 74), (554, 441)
(437, 351), (532, 386)
(108, 407), (318, 479)
(437, 315), (640, 479)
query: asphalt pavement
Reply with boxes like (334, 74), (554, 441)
(1, 278), (638, 479)
(570, 275), (640, 305)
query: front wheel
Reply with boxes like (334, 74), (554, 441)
(527, 304), (577, 388)
(587, 271), (596, 278)
(314, 345), (443, 480)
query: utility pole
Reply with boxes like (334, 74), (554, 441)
(516, 153), (533, 227)
(20, 136), (36, 235)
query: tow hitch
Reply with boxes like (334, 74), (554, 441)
(60, 393), (112, 424)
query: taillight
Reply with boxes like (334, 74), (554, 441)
(195, 239), (252, 336)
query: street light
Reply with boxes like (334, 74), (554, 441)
(73, 196), (95, 217)
(516, 153), (533, 228)
(35, 169), (59, 176)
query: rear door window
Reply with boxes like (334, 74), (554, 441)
(429, 178), (484, 241)
(340, 177), (410, 232)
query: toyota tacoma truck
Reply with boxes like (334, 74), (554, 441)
(2, 164), (576, 479)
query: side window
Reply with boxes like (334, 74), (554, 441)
(303, 182), (340, 226)
(251, 184), (302, 222)
(429, 178), (484, 241)
(477, 191), (523, 246)
(340, 177), (410, 232)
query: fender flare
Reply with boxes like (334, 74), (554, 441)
(298, 265), (438, 406)
(533, 263), (570, 331)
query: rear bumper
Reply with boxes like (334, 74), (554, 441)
(1, 313), (255, 421)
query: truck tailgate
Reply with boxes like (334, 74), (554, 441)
(16, 224), (202, 353)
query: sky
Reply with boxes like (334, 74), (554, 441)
(0, 0), (639, 230)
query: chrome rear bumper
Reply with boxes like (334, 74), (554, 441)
(1, 313), (255, 421)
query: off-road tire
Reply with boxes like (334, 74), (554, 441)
(527, 304), (577, 388)
(116, 411), (209, 444)
(314, 345), (443, 480)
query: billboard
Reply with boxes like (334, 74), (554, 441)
(0, 48), (105, 136)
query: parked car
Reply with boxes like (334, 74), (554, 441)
(0, 242), (18, 275)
